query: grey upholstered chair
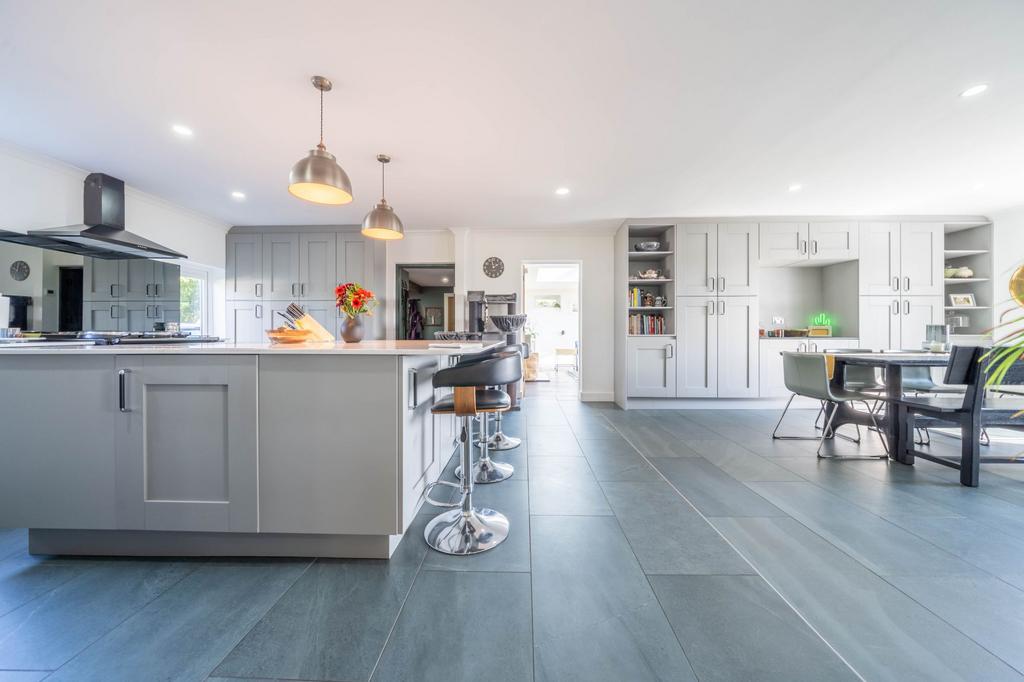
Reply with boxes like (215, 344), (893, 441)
(772, 352), (888, 458)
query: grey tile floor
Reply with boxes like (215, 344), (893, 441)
(2, 372), (1024, 681)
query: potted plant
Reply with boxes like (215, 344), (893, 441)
(984, 264), (1024, 405)
(334, 282), (378, 343)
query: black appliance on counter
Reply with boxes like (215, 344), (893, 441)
(5, 295), (32, 330)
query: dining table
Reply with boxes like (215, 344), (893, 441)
(827, 351), (950, 463)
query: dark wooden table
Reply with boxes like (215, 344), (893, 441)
(829, 352), (949, 462)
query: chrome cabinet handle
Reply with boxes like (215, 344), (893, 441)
(707, 300), (715, 316)
(719, 300), (725, 316)
(290, 283), (296, 297)
(812, 240), (818, 255)
(904, 300), (910, 315)
(891, 300), (899, 315)
(665, 344), (673, 359)
(255, 304), (263, 319)
(408, 368), (418, 409)
(800, 239), (807, 255)
(145, 283), (152, 297)
(301, 283), (307, 296)
(708, 277), (715, 291)
(718, 276), (725, 292)
(118, 369), (130, 412)
(904, 276), (910, 292)
(893, 276), (899, 291)
(798, 342), (806, 352)
(255, 283), (263, 297)
(154, 283), (161, 297)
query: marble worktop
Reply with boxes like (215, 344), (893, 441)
(0, 339), (502, 356)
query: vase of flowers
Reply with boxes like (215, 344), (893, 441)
(335, 282), (378, 343)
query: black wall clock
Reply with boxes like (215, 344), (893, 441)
(9, 260), (30, 282)
(483, 257), (505, 278)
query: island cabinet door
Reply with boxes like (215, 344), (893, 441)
(114, 355), (259, 532)
(401, 356), (439, 530)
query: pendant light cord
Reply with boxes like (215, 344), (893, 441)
(381, 159), (386, 201)
(318, 88), (324, 148)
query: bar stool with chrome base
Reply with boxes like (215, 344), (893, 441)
(422, 352), (520, 554)
(479, 343), (527, 452)
(452, 349), (519, 483)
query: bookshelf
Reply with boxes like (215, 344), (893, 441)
(943, 223), (994, 336)
(624, 224), (675, 337)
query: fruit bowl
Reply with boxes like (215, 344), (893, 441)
(266, 327), (314, 344)
(490, 314), (528, 332)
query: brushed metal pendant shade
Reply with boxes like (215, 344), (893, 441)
(361, 154), (404, 240)
(288, 76), (353, 205)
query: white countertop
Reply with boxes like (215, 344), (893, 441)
(759, 336), (859, 342)
(0, 340), (503, 356)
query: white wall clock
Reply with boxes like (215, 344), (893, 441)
(483, 256), (504, 278)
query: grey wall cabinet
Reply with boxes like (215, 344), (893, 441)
(716, 296), (759, 397)
(262, 232), (301, 300)
(676, 223), (758, 297)
(300, 232), (337, 299)
(115, 355), (259, 532)
(858, 295), (943, 350)
(84, 258), (180, 302)
(226, 232), (263, 300)
(83, 258), (122, 301)
(84, 302), (121, 332)
(226, 301), (265, 343)
(0, 356), (119, 529)
(337, 233), (367, 284)
(674, 295), (758, 398)
(858, 222), (943, 296)
(759, 222), (857, 266)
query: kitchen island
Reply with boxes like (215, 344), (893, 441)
(0, 340), (500, 558)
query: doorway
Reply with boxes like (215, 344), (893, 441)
(57, 266), (83, 332)
(522, 262), (581, 399)
(396, 264), (455, 340)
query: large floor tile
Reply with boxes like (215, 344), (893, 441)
(0, 673), (50, 682)
(652, 458), (786, 517)
(0, 555), (88, 618)
(370, 570), (533, 682)
(575, 435), (636, 457)
(214, 518), (427, 682)
(45, 560), (310, 682)
(600, 481), (753, 575)
(650, 575), (857, 682)
(747, 481), (983, 577)
(531, 516), (696, 682)
(686, 440), (805, 481)
(583, 450), (663, 482)
(422, 480), (530, 572)
(714, 516), (1022, 681)
(606, 417), (702, 458)
(0, 530), (27, 561)
(0, 560), (199, 670)
(528, 457), (611, 516)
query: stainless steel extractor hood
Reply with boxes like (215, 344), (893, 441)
(0, 173), (188, 260)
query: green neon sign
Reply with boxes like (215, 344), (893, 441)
(811, 312), (833, 326)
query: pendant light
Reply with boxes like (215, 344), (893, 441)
(288, 76), (353, 205)
(361, 154), (405, 240)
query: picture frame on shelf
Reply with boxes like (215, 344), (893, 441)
(948, 293), (976, 308)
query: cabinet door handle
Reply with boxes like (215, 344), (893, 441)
(665, 344), (673, 359)
(904, 300), (910, 315)
(408, 368), (418, 409)
(154, 283), (161, 297)
(798, 342), (806, 352)
(708, 277), (715, 291)
(893, 276), (899, 291)
(109, 284), (117, 297)
(707, 300), (715, 316)
(800, 239), (807, 255)
(812, 240), (818, 255)
(145, 283), (152, 297)
(118, 369), (130, 412)
(255, 304), (263, 319)
(301, 283), (307, 297)
(255, 283), (263, 298)
(719, 299), (725, 316)
(904, 276), (910, 292)
(891, 300), (899, 315)
(718, 276), (725, 292)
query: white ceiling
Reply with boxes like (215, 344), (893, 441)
(1, 1), (1022, 232)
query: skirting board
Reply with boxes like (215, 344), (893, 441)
(580, 391), (614, 402)
(29, 528), (402, 559)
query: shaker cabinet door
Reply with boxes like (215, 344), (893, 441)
(337, 233), (367, 284)
(626, 337), (677, 398)
(899, 222), (944, 295)
(717, 223), (758, 295)
(716, 296), (759, 398)
(115, 355), (259, 532)
(759, 223), (807, 266)
(83, 257), (122, 301)
(858, 296), (900, 351)
(675, 223), (716, 296)
(262, 232), (301, 300)
(900, 296), (944, 350)
(675, 296), (717, 397)
(225, 233), (263, 300)
(808, 222), (858, 262)
(226, 301), (265, 343)
(299, 232), (337, 299)
(858, 222), (900, 295)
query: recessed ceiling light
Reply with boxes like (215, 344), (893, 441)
(231, 191), (246, 200)
(788, 183), (803, 192)
(441, 276), (450, 284)
(973, 182), (985, 191)
(960, 83), (989, 98)
(171, 123), (194, 137)
(555, 187), (570, 196)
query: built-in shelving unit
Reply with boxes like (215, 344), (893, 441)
(628, 250), (673, 259)
(943, 223), (994, 336)
(624, 224), (675, 337)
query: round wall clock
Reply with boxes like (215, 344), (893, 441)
(483, 256), (505, 278)
(9, 260), (30, 282)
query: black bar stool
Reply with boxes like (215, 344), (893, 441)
(422, 352), (520, 554)
(479, 343), (526, 452)
(455, 349), (521, 483)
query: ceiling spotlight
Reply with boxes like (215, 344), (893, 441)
(788, 183), (803, 192)
(231, 191), (246, 200)
(171, 124), (194, 137)
(441, 276), (450, 284)
(960, 83), (989, 98)
(555, 187), (570, 196)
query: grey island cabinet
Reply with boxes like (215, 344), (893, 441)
(0, 340), (486, 558)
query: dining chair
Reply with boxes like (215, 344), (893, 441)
(772, 352), (889, 458)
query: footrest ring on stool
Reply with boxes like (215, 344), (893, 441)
(423, 480), (461, 508)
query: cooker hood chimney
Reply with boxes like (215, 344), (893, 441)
(0, 173), (188, 260)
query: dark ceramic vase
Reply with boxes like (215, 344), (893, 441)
(340, 315), (364, 343)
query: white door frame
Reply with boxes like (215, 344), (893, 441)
(521, 260), (583, 400)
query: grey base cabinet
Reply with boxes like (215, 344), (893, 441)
(626, 337), (676, 397)
(115, 355), (259, 532)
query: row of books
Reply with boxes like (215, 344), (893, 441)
(627, 287), (650, 307)
(628, 313), (666, 335)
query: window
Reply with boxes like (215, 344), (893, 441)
(179, 271), (205, 335)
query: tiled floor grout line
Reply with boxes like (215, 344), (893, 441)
(206, 557), (318, 679)
(365, 542), (431, 682)
(600, 411), (868, 682)
(39, 558), (212, 681)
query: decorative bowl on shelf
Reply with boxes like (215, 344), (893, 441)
(635, 268), (663, 279)
(490, 314), (528, 332)
(944, 267), (958, 278)
(634, 241), (662, 252)
(266, 327), (314, 344)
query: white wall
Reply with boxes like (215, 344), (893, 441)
(991, 204), (1024, 338)
(385, 230), (455, 338)
(0, 141), (230, 268)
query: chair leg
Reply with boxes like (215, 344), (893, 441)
(772, 394), (822, 441)
(813, 401), (825, 430)
(816, 407), (838, 457)
(818, 401), (888, 460)
(981, 428), (990, 447)
(425, 415), (510, 554)
(961, 416), (981, 487)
